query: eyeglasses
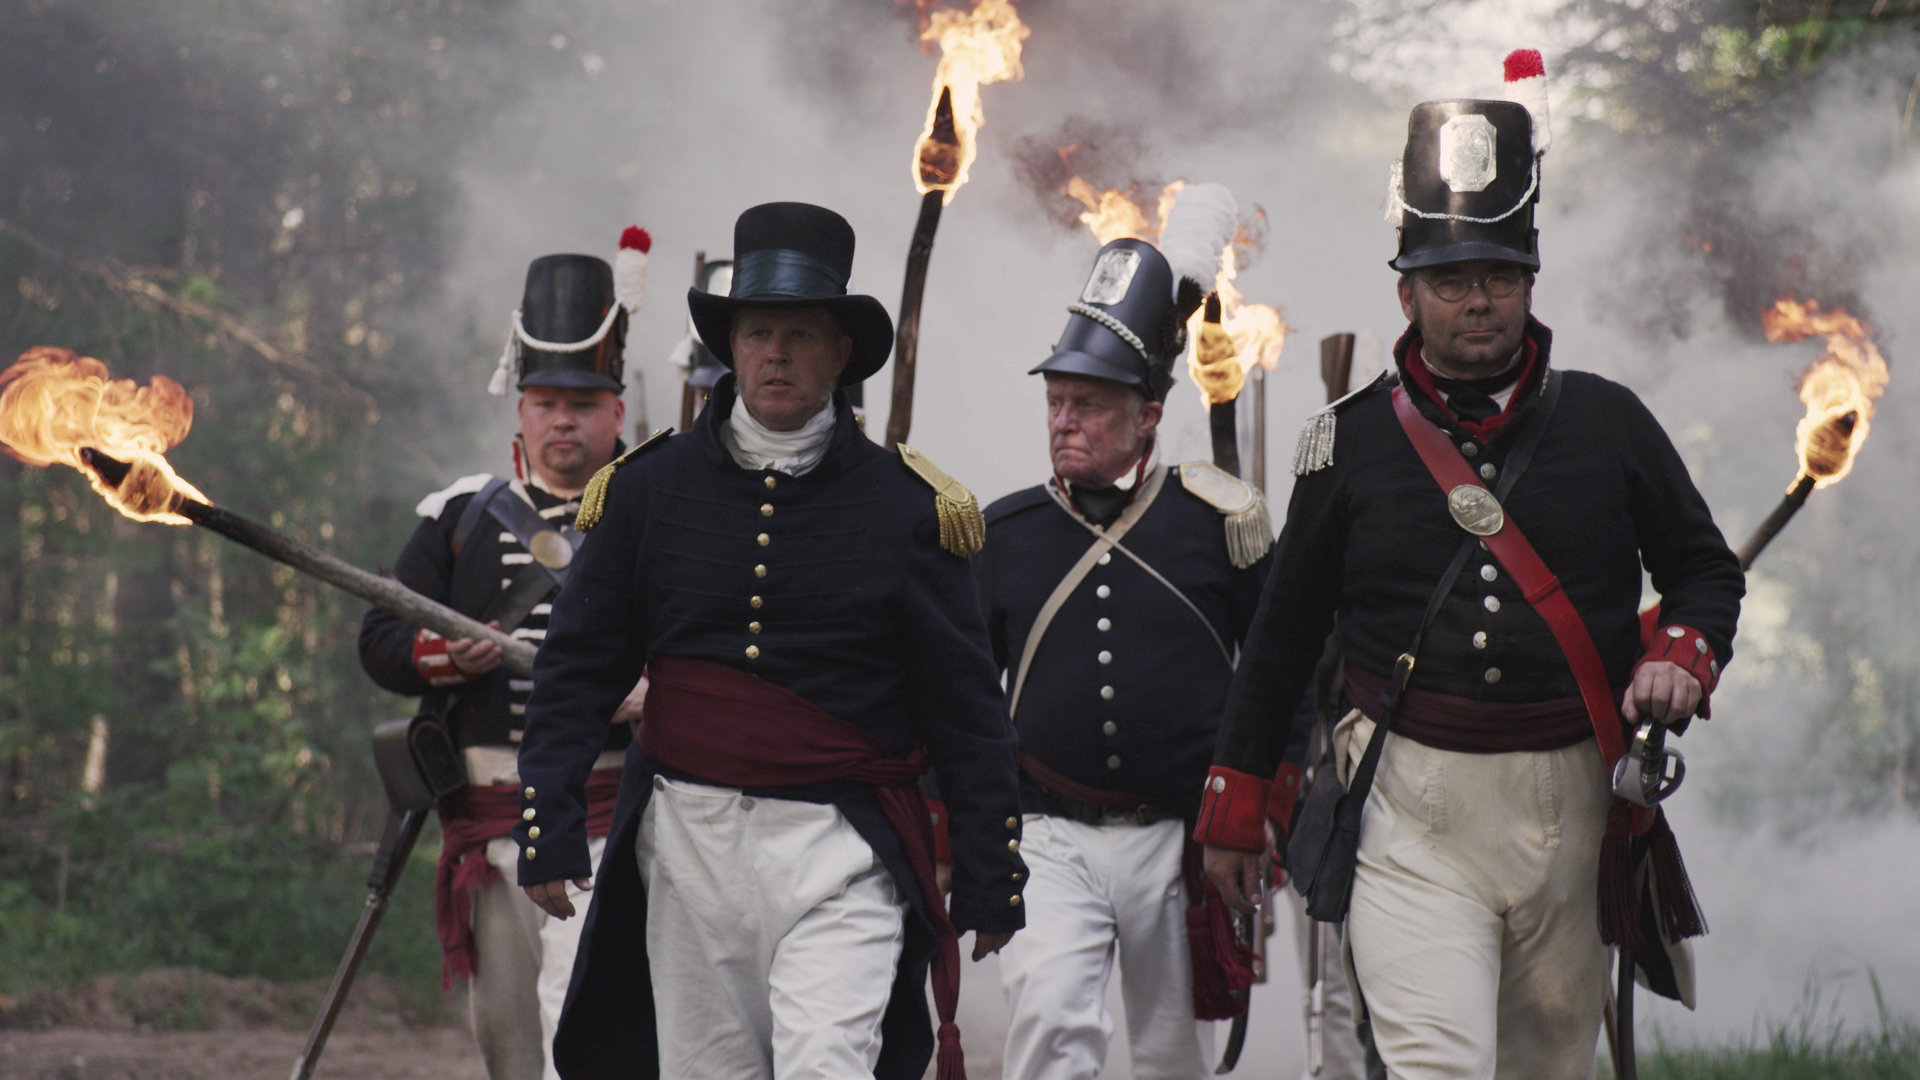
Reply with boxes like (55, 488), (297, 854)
(1417, 269), (1528, 303)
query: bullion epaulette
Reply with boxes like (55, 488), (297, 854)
(897, 443), (985, 557)
(1177, 462), (1272, 569)
(1291, 372), (1390, 476)
(575, 428), (673, 532)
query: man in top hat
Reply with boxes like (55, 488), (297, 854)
(513, 201), (1026, 1080)
(968, 187), (1281, 1079)
(1198, 54), (1744, 1078)
(359, 229), (649, 1080)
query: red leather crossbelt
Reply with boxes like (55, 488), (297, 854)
(1389, 386), (1626, 766)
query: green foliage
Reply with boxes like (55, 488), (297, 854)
(1619, 974), (1920, 1079)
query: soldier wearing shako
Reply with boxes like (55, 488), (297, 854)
(969, 184), (1277, 1080)
(1199, 52), (1744, 1078)
(514, 202), (1025, 1080)
(358, 230), (649, 1080)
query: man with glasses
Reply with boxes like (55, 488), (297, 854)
(1198, 88), (1743, 1077)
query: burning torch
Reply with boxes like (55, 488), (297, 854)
(0, 348), (537, 675)
(1735, 297), (1889, 571)
(884, 0), (1028, 449)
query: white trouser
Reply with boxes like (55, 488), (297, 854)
(1287, 891), (1373, 1080)
(637, 776), (907, 1080)
(472, 833), (605, 1080)
(1344, 721), (1612, 1080)
(998, 815), (1215, 1080)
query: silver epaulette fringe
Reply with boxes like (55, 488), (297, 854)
(1292, 409), (1337, 476)
(1224, 489), (1273, 570)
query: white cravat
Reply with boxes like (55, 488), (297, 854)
(724, 398), (837, 476)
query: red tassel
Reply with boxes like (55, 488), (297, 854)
(1504, 49), (1545, 82)
(935, 1021), (965, 1080)
(620, 225), (652, 253)
(1185, 883), (1255, 1021)
(1648, 810), (1708, 941)
(1598, 799), (1641, 948)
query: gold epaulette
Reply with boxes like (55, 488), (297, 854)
(575, 428), (672, 532)
(896, 443), (985, 557)
(1177, 462), (1273, 569)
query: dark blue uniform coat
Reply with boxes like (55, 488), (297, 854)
(513, 377), (1025, 1080)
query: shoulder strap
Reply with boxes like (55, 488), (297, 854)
(1006, 466), (1168, 720)
(1387, 373), (1624, 761)
(450, 476), (511, 559)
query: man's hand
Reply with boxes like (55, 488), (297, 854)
(1622, 660), (1702, 726)
(935, 861), (952, 897)
(447, 621), (505, 677)
(1205, 843), (1263, 913)
(612, 673), (650, 726)
(524, 877), (593, 919)
(1265, 816), (1287, 891)
(972, 931), (1015, 961)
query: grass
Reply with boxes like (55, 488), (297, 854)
(1611, 972), (1920, 1079)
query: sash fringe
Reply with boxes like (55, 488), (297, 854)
(1598, 800), (1639, 948)
(1649, 809), (1708, 941)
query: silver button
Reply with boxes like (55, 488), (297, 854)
(1097, 617), (1112, 632)
(1480, 565), (1498, 582)
(1484, 668), (1503, 684)
(1484, 596), (1501, 613)
(1097, 650), (1113, 664)
(1209, 775), (1226, 793)
(1709, 660), (1719, 677)
(1695, 638), (1708, 653)
(1106, 755), (1122, 769)
(1479, 463), (1497, 480)
(739, 797), (755, 811)
(1667, 626), (1686, 638)
(1097, 552), (1112, 566)
(1100, 685), (1115, 700)
(1473, 631), (1488, 650)
(653, 775), (666, 791)
(1096, 585), (1111, 599)
(1460, 442), (1479, 457)
(1103, 721), (1118, 735)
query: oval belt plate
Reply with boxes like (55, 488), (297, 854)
(528, 528), (574, 570)
(1447, 485), (1505, 536)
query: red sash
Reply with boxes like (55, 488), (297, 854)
(437, 769), (620, 988)
(639, 656), (969, 1080)
(1391, 386), (1702, 948)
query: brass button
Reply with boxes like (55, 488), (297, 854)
(523, 786), (536, 799)
(757, 533), (770, 547)
(1008, 839), (1020, 853)
(751, 595), (764, 609)
(1011, 871), (1023, 882)
(761, 503), (774, 517)
(527, 826), (541, 840)
(1005, 816), (1018, 829)
(754, 564), (768, 578)
(522, 808), (535, 821)
(1009, 895), (1022, 908)
(525, 847), (537, 860)
(749, 621), (762, 633)
(745, 645), (760, 660)
(764, 475), (777, 489)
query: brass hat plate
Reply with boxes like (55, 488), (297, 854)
(1447, 484), (1505, 537)
(528, 528), (574, 570)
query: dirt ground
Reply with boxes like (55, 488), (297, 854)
(0, 970), (485, 1080)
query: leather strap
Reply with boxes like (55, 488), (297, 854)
(1008, 466), (1168, 719)
(1389, 376), (1626, 765)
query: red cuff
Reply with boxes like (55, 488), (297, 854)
(1264, 761), (1306, 844)
(1193, 766), (1270, 852)
(1636, 624), (1719, 719)
(412, 628), (473, 688)
(928, 800), (952, 864)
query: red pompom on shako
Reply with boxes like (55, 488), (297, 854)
(620, 225), (653, 255)
(1503, 48), (1545, 83)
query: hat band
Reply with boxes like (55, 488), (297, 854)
(1065, 302), (1153, 364)
(732, 248), (846, 300)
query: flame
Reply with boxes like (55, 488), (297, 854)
(910, 0), (1029, 201)
(1760, 297), (1890, 490)
(0, 347), (208, 523)
(1063, 174), (1288, 405)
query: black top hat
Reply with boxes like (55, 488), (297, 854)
(1390, 100), (1541, 271)
(686, 259), (732, 391)
(1030, 238), (1179, 402)
(686, 203), (894, 385)
(513, 254), (626, 392)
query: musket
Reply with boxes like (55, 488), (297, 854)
(291, 715), (464, 1080)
